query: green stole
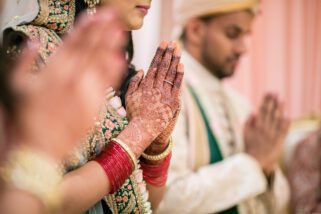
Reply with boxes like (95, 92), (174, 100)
(188, 86), (239, 214)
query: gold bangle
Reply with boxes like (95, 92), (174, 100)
(141, 137), (173, 161)
(112, 138), (138, 170)
(2, 147), (62, 213)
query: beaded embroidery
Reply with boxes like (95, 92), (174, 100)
(64, 89), (152, 214)
(33, 0), (76, 35)
(14, 25), (62, 64)
(8, 1), (153, 213)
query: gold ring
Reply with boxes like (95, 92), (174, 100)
(164, 80), (174, 86)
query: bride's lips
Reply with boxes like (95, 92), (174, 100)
(136, 5), (150, 15)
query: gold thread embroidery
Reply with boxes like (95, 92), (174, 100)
(11, 2), (152, 210)
(14, 25), (62, 64)
(122, 192), (136, 213)
(32, 0), (76, 35)
(59, 0), (75, 34)
(33, 0), (50, 25)
(105, 195), (119, 214)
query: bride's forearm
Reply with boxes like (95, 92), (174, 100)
(146, 184), (166, 211)
(117, 118), (155, 158)
(59, 161), (111, 214)
(59, 118), (157, 213)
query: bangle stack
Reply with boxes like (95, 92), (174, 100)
(140, 153), (172, 187)
(140, 137), (173, 187)
(141, 137), (173, 161)
(95, 138), (137, 193)
(111, 138), (137, 170)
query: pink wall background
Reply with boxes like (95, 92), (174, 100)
(135, 0), (321, 119)
(227, 0), (321, 119)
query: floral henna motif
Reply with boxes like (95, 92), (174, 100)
(126, 89), (174, 137)
(122, 88), (176, 157)
(145, 47), (183, 155)
(289, 130), (321, 213)
(120, 42), (184, 158)
(145, 113), (179, 156)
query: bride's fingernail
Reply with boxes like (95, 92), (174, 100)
(172, 41), (177, 48)
(174, 47), (181, 56)
(160, 41), (168, 49)
(177, 63), (184, 73)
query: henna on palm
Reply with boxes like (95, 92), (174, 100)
(289, 130), (321, 213)
(146, 63), (184, 155)
(118, 42), (184, 158)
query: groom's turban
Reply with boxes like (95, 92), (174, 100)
(173, 0), (260, 38)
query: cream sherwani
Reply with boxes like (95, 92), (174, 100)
(157, 51), (289, 214)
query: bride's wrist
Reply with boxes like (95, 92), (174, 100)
(144, 138), (169, 156)
(117, 118), (154, 157)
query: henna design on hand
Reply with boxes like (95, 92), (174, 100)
(118, 42), (184, 157)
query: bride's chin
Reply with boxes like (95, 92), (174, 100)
(125, 16), (144, 30)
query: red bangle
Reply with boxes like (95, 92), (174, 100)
(140, 153), (172, 187)
(95, 141), (133, 193)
